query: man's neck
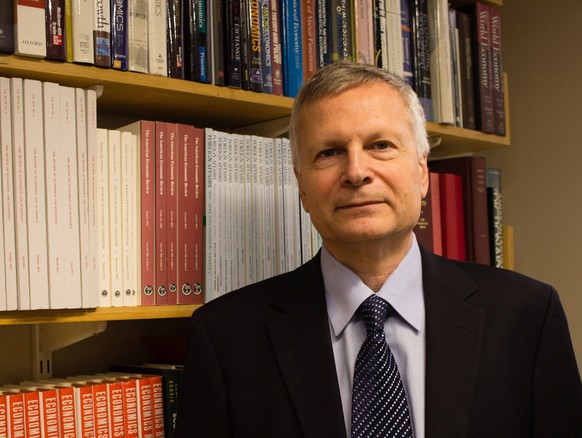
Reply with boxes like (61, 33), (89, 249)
(323, 234), (414, 292)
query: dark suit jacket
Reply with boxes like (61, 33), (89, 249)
(176, 248), (581, 437)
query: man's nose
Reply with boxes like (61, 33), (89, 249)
(343, 148), (372, 187)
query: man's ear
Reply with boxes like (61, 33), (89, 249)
(419, 155), (429, 199)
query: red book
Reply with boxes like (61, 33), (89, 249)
(0, 393), (7, 437)
(430, 156), (490, 264)
(177, 125), (205, 304)
(105, 375), (139, 438)
(91, 382), (111, 438)
(22, 389), (43, 438)
(301, 0), (318, 82)
(135, 377), (154, 438)
(155, 121), (168, 305)
(53, 385), (76, 438)
(166, 123), (179, 304)
(37, 388), (60, 438)
(438, 173), (466, 261)
(429, 172), (443, 256)
(4, 391), (25, 438)
(150, 376), (165, 438)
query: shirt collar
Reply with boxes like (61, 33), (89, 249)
(322, 236), (424, 337)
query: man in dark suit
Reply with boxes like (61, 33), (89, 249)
(176, 62), (581, 437)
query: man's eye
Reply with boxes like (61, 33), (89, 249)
(374, 141), (393, 150)
(317, 148), (339, 158)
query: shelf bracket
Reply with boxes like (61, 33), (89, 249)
(31, 321), (108, 380)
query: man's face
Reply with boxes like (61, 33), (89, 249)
(294, 82), (429, 250)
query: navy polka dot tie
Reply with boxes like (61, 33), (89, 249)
(351, 295), (413, 438)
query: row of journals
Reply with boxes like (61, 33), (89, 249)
(0, 0), (506, 134)
(0, 364), (181, 438)
(414, 156), (506, 269)
(0, 75), (321, 311)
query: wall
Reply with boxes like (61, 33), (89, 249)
(481, 0), (582, 369)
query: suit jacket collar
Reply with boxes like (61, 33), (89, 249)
(267, 253), (348, 438)
(421, 247), (486, 436)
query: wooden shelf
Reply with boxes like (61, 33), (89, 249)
(0, 305), (201, 326)
(428, 123), (509, 158)
(0, 54), (294, 130)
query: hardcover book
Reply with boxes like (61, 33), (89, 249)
(93, 0), (111, 66)
(280, 0), (303, 97)
(490, 6), (505, 136)
(410, 0), (432, 121)
(400, 0), (414, 87)
(208, 0), (225, 85)
(301, 0), (317, 82)
(71, 0), (94, 63)
(430, 156), (491, 265)
(166, 123), (178, 304)
(269, 0), (284, 94)
(128, 0), (149, 73)
(438, 172), (465, 261)
(184, 0), (209, 83)
(260, 0), (274, 93)
(45, 0), (67, 60)
(15, 0), (47, 57)
(147, 0), (168, 76)
(225, 0), (243, 88)
(167, 0), (185, 78)
(111, 0), (129, 70)
(353, 0), (374, 66)
(155, 121), (168, 304)
(456, 10), (477, 130)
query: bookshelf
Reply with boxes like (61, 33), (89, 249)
(0, 0), (511, 381)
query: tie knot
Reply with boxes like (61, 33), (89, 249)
(358, 295), (390, 333)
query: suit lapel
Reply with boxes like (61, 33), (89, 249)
(267, 254), (347, 438)
(421, 249), (486, 437)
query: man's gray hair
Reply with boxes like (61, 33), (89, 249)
(289, 61), (430, 168)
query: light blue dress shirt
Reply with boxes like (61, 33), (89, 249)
(321, 237), (426, 438)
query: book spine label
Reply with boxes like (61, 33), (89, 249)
(141, 121), (156, 306)
(490, 6), (505, 135)
(15, 0), (47, 57)
(111, 0), (129, 70)
(93, 0), (112, 66)
(45, 0), (66, 60)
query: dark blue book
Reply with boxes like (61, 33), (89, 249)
(0, 0), (14, 53)
(400, 0), (414, 88)
(281, 0), (303, 97)
(111, 0), (128, 70)
(260, 0), (273, 94)
(410, 0), (433, 121)
(167, 0), (185, 79)
(226, 0), (243, 88)
(185, 0), (209, 83)
(316, 0), (331, 67)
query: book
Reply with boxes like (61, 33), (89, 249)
(502, 224), (514, 270)
(430, 156), (491, 265)
(245, 0), (263, 92)
(353, 0), (374, 65)
(184, 0), (209, 83)
(10, 77), (31, 310)
(269, 0), (283, 94)
(456, 9), (477, 130)
(207, 0), (225, 85)
(373, 0), (387, 68)
(1, 78), (17, 311)
(128, 0), (149, 73)
(93, 0), (112, 66)
(108, 129), (124, 307)
(429, 171), (442, 256)
(155, 121), (168, 304)
(147, 0), (168, 76)
(167, 0), (185, 79)
(438, 172), (465, 261)
(427, 0), (454, 124)
(280, 0), (303, 97)
(111, 0), (129, 70)
(45, 0), (67, 60)
(177, 124), (205, 304)
(204, 128), (217, 300)
(400, 0), (414, 87)
(225, 0), (243, 88)
(24, 79), (50, 310)
(260, 0), (273, 93)
(315, 0), (330, 68)
(15, 0), (47, 57)
(385, 0), (403, 77)
(330, 0), (353, 62)
(166, 123), (178, 303)
(2, 390), (25, 438)
(301, 0), (317, 82)
(490, 6), (505, 136)
(71, 0), (94, 63)
(410, 0), (432, 121)
(0, 0), (14, 53)
(468, 2), (494, 133)
(486, 167), (503, 268)
(119, 120), (156, 306)
(96, 128), (112, 307)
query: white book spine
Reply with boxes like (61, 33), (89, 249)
(75, 88), (92, 309)
(10, 77), (30, 310)
(235, 134), (245, 289)
(385, 0), (404, 77)
(204, 128), (215, 302)
(96, 128), (111, 307)
(121, 131), (138, 306)
(24, 78), (49, 310)
(72, 0), (95, 63)
(108, 129), (123, 306)
(15, 0), (47, 57)
(289, 138), (301, 270)
(225, 132), (234, 291)
(243, 135), (253, 286)
(0, 77), (15, 310)
(85, 88), (100, 308)
(216, 131), (226, 295)
(263, 137), (275, 279)
(128, 0), (149, 73)
(147, 0), (168, 76)
(273, 138), (285, 275)
(43, 81), (63, 309)
(59, 85), (82, 308)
